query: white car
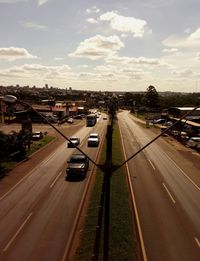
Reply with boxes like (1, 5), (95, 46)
(88, 133), (100, 147)
(31, 131), (43, 140)
(68, 137), (80, 148)
(186, 137), (200, 148)
(67, 118), (74, 123)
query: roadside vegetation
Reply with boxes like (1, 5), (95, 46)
(26, 136), (54, 156)
(76, 120), (137, 260)
(0, 131), (55, 178)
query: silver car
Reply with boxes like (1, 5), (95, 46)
(88, 133), (100, 147)
(186, 137), (200, 148)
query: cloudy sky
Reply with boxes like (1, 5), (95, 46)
(0, 0), (200, 92)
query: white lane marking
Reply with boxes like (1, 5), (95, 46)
(148, 159), (156, 170)
(194, 237), (200, 248)
(163, 183), (176, 204)
(118, 122), (148, 261)
(0, 168), (36, 202)
(164, 153), (200, 192)
(127, 112), (200, 193)
(0, 150), (61, 202)
(49, 171), (63, 189)
(3, 212), (33, 252)
(42, 151), (57, 165)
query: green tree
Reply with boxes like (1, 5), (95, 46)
(144, 85), (159, 109)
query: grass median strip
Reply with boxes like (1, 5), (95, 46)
(76, 121), (137, 260)
(27, 136), (55, 156)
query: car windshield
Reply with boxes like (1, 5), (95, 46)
(70, 156), (85, 163)
(89, 134), (98, 138)
(70, 137), (78, 141)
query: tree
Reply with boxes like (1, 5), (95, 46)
(144, 85), (159, 109)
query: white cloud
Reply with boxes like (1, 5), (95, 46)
(22, 64), (71, 72)
(55, 57), (64, 61)
(99, 11), (151, 38)
(188, 28), (200, 41)
(69, 35), (124, 60)
(0, 47), (37, 61)
(21, 21), (48, 30)
(78, 64), (89, 69)
(86, 6), (100, 14)
(37, 0), (48, 6)
(163, 27), (200, 48)
(105, 55), (160, 66)
(173, 69), (193, 78)
(162, 48), (178, 53)
(86, 18), (98, 24)
(94, 64), (144, 80)
(184, 28), (191, 34)
(196, 53), (200, 60)
(0, 64), (72, 81)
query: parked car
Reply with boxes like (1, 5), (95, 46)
(180, 131), (189, 141)
(186, 137), (200, 148)
(88, 133), (100, 147)
(170, 129), (180, 137)
(73, 114), (83, 119)
(68, 137), (80, 148)
(66, 154), (89, 179)
(67, 118), (74, 123)
(153, 118), (166, 124)
(31, 131), (43, 141)
(165, 121), (173, 127)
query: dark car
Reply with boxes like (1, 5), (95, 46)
(73, 114), (82, 119)
(67, 137), (80, 148)
(66, 154), (89, 179)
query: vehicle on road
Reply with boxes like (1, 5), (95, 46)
(88, 133), (100, 147)
(67, 117), (74, 123)
(68, 137), (80, 148)
(186, 137), (200, 149)
(153, 118), (166, 124)
(86, 113), (97, 127)
(66, 154), (89, 179)
(31, 131), (43, 140)
(73, 114), (83, 119)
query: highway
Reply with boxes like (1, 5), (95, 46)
(118, 110), (200, 261)
(0, 115), (107, 261)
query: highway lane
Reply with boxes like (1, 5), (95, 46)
(0, 115), (107, 260)
(118, 110), (200, 261)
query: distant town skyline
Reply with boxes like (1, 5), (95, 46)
(0, 0), (200, 93)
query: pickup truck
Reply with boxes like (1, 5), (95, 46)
(66, 154), (89, 179)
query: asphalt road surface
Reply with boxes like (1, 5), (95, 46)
(0, 115), (107, 261)
(118, 110), (200, 261)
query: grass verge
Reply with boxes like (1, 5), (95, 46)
(0, 136), (55, 176)
(75, 120), (137, 260)
(27, 136), (55, 156)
